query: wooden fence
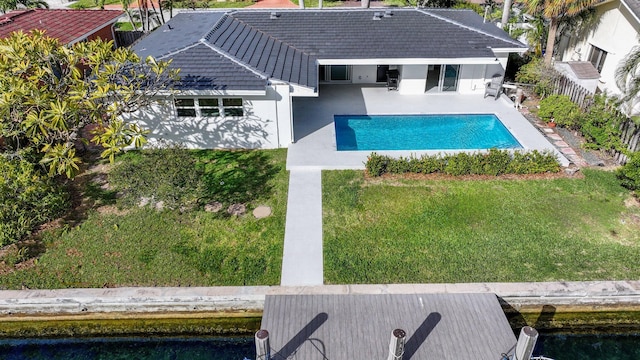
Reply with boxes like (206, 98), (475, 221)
(115, 31), (145, 48)
(549, 69), (640, 164)
(551, 71), (594, 110)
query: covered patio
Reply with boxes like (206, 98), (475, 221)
(287, 85), (569, 169)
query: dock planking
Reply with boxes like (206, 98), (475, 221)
(260, 293), (517, 360)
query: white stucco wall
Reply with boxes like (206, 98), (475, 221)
(459, 64), (488, 94)
(558, 0), (640, 95)
(128, 85), (292, 150)
(398, 65), (428, 94)
(352, 65), (380, 84)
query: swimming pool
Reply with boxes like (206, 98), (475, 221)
(334, 114), (522, 151)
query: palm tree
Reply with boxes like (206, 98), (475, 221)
(520, 0), (599, 65)
(120, 0), (138, 30)
(615, 45), (640, 114)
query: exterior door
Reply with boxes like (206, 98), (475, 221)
(426, 65), (441, 92)
(442, 65), (460, 92)
(376, 65), (390, 83)
(425, 64), (460, 92)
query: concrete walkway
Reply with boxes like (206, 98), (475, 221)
(280, 170), (323, 286)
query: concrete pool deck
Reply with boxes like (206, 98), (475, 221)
(0, 281), (639, 316)
(287, 85), (570, 170)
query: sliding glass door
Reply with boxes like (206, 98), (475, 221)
(426, 64), (460, 92)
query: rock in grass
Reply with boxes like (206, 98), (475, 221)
(253, 205), (272, 219)
(227, 203), (246, 216)
(204, 202), (223, 213)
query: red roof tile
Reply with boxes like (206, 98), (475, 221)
(0, 9), (123, 44)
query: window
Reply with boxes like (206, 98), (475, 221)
(223, 98), (244, 117)
(588, 46), (607, 73)
(199, 98), (220, 117)
(174, 98), (243, 117)
(175, 99), (196, 117)
(319, 65), (351, 82)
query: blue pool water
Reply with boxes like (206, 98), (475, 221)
(334, 114), (523, 151)
(0, 336), (253, 360)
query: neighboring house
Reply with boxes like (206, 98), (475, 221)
(556, 0), (640, 99)
(0, 9), (124, 46)
(130, 9), (527, 149)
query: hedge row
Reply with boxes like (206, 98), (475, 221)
(366, 149), (561, 177)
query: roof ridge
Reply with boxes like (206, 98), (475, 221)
(209, 12), (312, 58)
(416, 8), (523, 48)
(198, 40), (268, 81)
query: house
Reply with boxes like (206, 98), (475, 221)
(0, 9), (124, 46)
(130, 9), (527, 149)
(556, 0), (640, 101)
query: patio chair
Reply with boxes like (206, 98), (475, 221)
(387, 69), (399, 91)
(484, 74), (504, 99)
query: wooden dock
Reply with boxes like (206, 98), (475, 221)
(260, 293), (517, 360)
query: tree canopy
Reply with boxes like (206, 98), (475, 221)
(0, 30), (178, 177)
(520, 0), (599, 64)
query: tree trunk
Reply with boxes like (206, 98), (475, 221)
(298, 0), (304, 9)
(157, 0), (165, 24)
(361, 0), (370, 7)
(501, 0), (512, 27)
(126, 10), (136, 30)
(544, 17), (558, 65)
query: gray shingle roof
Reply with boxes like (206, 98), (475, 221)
(163, 43), (267, 90)
(622, 0), (640, 22)
(133, 9), (525, 91)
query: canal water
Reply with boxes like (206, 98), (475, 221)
(0, 333), (639, 359)
(535, 333), (640, 360)
(0, 336), (253, 360)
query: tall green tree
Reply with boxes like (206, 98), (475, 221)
(520, 0), (598, 65)
(0, 30), (179, 178)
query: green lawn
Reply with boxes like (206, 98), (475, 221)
(323, 169), (640, 284)
(0, 149), (288, 289)
(70, 0), (119, 9)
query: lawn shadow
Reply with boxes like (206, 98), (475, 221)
(197, 150), (281, 205)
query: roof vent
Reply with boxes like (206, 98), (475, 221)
(373, 12), (383, 20)
(384, 10), (393, 17)
(270, 12), (280, 19)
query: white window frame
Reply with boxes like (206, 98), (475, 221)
(588, 45), (607, 73)
(175, 97), (244, 118)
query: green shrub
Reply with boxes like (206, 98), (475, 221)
(366, 153), (389, 176)
(365, 150), (560, 177)
(508, 150), (561, 174)
(538, 95), (582, 128)
(515, 57), (559, 97)
(444, 152), (473, 176)
(617, 152), (640, 195)
(483, 148), (512, 175)
(580, 95), (624, 152)
(109, 144), (204, 209)
(0, 157), (68, 246)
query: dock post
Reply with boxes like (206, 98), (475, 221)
(255, 329), (270, 360)
(514, 326), (538, 360)
(387, 328), (406, 360)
